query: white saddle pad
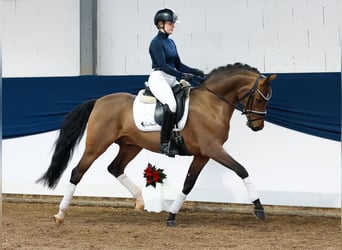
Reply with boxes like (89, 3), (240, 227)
(133, 90), (190, 132)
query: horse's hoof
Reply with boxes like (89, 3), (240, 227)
(166, 220), (177, 227)
(135, 206), (144, 213)
(254, 209), (266, 221)
(53, 215), (64, 225)
(135, 199), (145, 213)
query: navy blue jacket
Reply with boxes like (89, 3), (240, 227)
(149, 31), (197, 78)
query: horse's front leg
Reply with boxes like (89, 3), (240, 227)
(167, 156), (209, 227)
(208, 145), (265, 221)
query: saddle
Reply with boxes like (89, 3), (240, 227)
(135, 80), (191, 156)
(140, 80), (191, 127)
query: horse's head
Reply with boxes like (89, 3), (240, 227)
(238, 74), (277, 131)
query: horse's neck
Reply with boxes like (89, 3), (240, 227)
(203, 74), (253, 104)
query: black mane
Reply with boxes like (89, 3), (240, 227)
(207, 63), (260, 77)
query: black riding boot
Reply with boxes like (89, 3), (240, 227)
(160, 104), (176, 157)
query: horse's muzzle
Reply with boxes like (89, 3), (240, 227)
(247, 121), (264, 131)
(251, 126), (263, 132)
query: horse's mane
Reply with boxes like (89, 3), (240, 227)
(206, 62), (260, 78)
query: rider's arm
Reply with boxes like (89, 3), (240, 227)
(149, 39), (184, 78)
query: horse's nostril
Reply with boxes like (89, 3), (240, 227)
(252, 126), (260, 131)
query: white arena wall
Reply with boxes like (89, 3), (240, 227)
(2, 0), (80, 77)
(2, 0), (341, 208)
(3, 0), (341, 76)
(2, 114), (341, 208)
(97, 0), (342, 74)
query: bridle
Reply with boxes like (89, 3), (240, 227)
(239, 75), (272, 122)
(199, 75), (272, 122)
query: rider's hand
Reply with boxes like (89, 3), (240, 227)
(182, 73), (194, 82)
(194, 69), (204, 77)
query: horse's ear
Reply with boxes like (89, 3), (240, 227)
(263, 74), (277, 85)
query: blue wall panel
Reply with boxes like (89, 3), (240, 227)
(3, 73), (341, 141)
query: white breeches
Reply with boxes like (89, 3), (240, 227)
(147, 70), (179, 113)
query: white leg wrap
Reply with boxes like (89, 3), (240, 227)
(59, 182), (77, 213)
(117, 173), (141, 198)
(243, 176), (259, 202)
(169, 192), (187, 214)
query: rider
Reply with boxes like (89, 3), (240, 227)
(147, 8), (204, 157)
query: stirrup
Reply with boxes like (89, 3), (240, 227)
(160, 143), (176, 158)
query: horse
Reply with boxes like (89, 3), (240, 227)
(37, 62), (276, 227)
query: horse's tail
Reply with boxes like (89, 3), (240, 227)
(36, 99), (97, 189)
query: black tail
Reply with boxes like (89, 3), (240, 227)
(36, 99), (97, 189)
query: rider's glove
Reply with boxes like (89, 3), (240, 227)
(182, 73), (194, 82)
(194, 69), (204, 77)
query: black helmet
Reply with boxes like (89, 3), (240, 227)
(154, 8), (179, 26)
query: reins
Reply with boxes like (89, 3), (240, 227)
(199, 85), (236, 108)
(197, 75), (272, 120)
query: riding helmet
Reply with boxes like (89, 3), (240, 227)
(154, 8), (179, 26)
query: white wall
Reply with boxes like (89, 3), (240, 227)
(97, 0), (342, 75)
(3, 113), (341, 208)
(2, 0), (341, 77)
(2, 0), (80, 77)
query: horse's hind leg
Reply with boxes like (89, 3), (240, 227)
(54, 146), (107, 224)
(107, 144), (144, 211)
(167, 156), (209, 227)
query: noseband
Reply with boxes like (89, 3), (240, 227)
(240, 75), (272, 122)
(200, 75), (272, 122)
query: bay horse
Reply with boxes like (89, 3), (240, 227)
(37, 63), (276, 227)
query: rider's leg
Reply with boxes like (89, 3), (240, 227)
(148, 71), (178, 156)
(159, 104), (176, 157)
(147, 71), (177, 112)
